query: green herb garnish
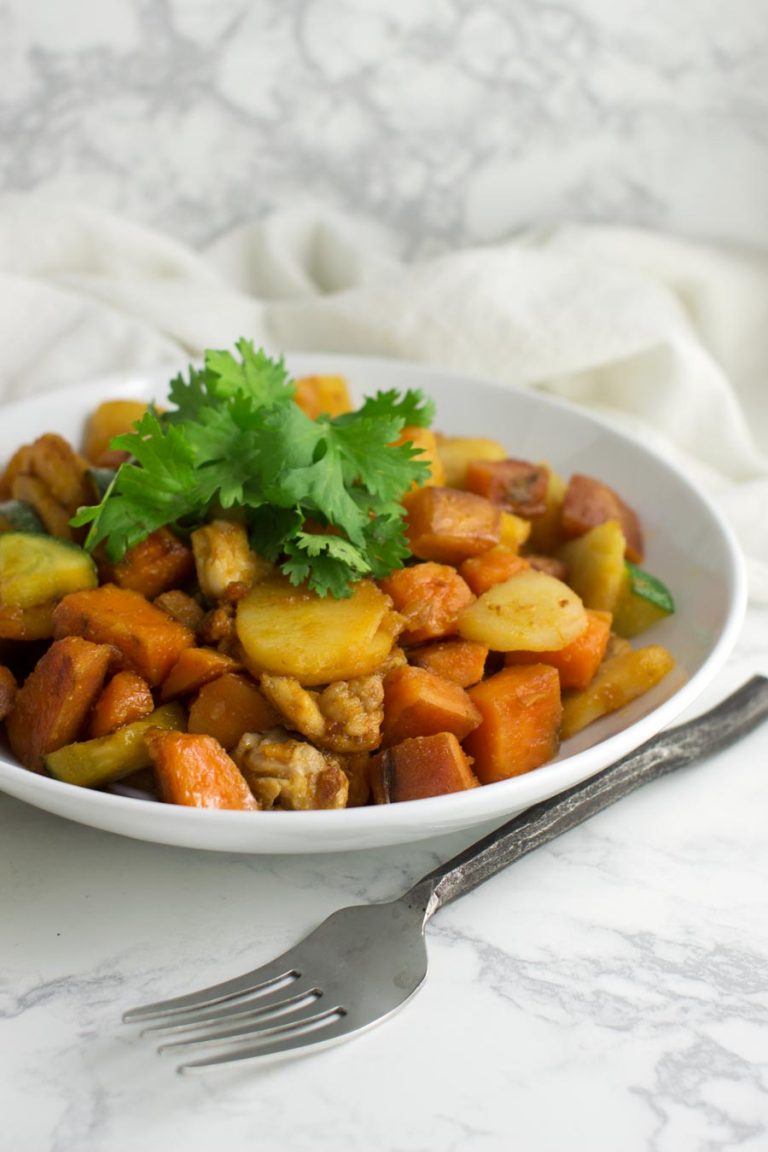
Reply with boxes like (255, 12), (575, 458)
(72, 341), (435, 598)
(625, 561), (675, 613)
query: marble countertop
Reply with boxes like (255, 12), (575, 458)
(2, 605), (767, 1152)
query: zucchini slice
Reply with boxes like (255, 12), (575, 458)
(612, 562), (675, 637)
(0, 532), (98, 609)
(43, 702), (186, 788)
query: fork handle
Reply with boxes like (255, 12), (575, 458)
(405, 675), (768, 919)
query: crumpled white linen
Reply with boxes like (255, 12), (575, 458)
(1, 196), (767, 599)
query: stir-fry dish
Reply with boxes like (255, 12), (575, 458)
(0, 343), (676, 811)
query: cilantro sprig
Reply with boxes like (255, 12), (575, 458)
(72, 340), (435, 597)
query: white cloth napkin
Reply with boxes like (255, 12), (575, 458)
(1, 196), (767, 600)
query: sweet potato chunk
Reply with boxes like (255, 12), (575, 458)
(145, 729), (259, 810)
(0, 665), (17, 721)
(464, 664), (562, 784)
(505, 609), (612, 690)
(370, 732), (479, 803)
(293, 375), (352, 419)
(403, 486), (501, 564)
(561, 473), (644, 563)
(407, 639), (488, 687)
(99, 528), (194, 600)
(160, 647), (241, 701)
(90, 670), (155, 738)
(465, 458), (549, 518)
(188, 672), (281, 749)
(382, 664), (482, 747)
(53, 584), (195, 686)
(459, 547), (530, 596)
(6, 636), (113, 770)
(379, 562), (474, 645)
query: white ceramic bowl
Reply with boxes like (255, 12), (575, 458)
(0, 354), (747, 852)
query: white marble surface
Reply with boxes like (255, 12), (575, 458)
(2, 606), (768, 1152)
(2, 0), (767, 253)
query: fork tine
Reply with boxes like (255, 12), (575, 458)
(159, 997), (335, 1052)
(123, 953), (301, 1024)
(142, 984), (319, 1037)
(177, 1012), (355, 1072)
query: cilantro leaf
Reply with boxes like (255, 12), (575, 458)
(71, 346), (434, 596)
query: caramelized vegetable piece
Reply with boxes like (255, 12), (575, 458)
(561, 473), (644, 563)
(0, 664), (17, 720)
(459, 547), (530, 596)
(458, 569), (588, 652)
(90, 670), (155, 738)
(370, 732), (479, 803)
(0, 600), (56, 641)
(236, 575), (401, 686)
(558, 520), (627, 613)
(5, 434), (94, 540)
(464, 664), (562, 784)
(188, 672), (279, 749)
(403, 486), (501, 564)
(160, 647), (241, 701)
(145, 729), (259, 810)
(434, 435), (506, 489)
(6, 636), (113, 770)
(234, 731), (348, 810)
(560, 644), (675, 739)
(45, 702), (186, 787)
(336, 751), (371, 807)
(293, 374), (352, 419)
(465, 459), (549, 518)
(505, 609), (612, 690)
(52, 584), (196, 686)
(379, 562), (474, 645)
(153, 589), (206, 633)
(382, 664), (481, 747)
(408, 639), (488, 687)
(83, 399), (149, 464)
(99, 528), (194, 600)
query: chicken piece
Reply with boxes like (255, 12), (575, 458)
(191, 520), (272, 602)
(259, 672), (384, 753)
(234, 730), (349, 810)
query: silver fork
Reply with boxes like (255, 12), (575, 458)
(124, 675), (768, 1071)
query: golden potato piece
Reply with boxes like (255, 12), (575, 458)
(560, 643), (675, 739)
(236, 576), (402, 686)
(457, 568), (588, 652)
(557, 519), (627, 613)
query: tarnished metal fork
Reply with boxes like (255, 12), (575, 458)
(124, 676), (768, 1071)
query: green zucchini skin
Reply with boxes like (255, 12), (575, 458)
(0, 532), (98, 609)
(0, 501), (45, 534)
